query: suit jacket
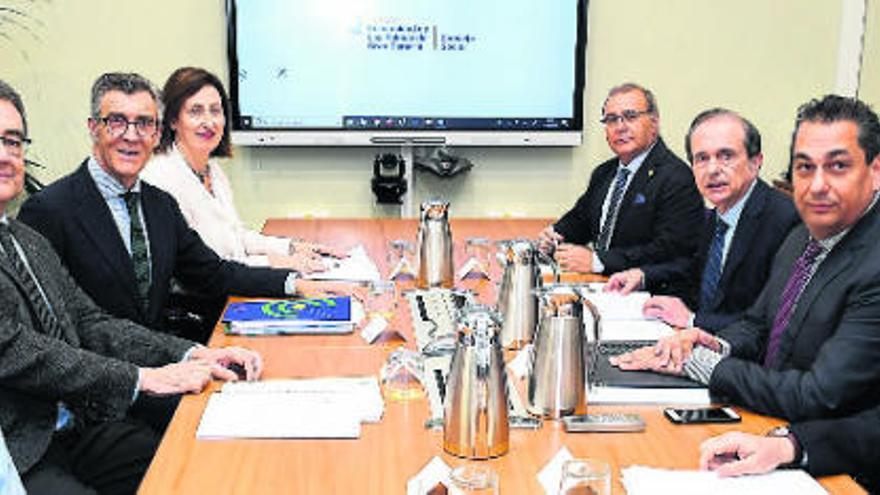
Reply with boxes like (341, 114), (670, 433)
(553, 138), (703, 295)
(142, 147), (290, 267)
(643, 179), (800, 331)
(792, 406), (880, 492)
(0, 219), (193, 473)
(711, 200), (880, 422)
(18, 161), (290, 330)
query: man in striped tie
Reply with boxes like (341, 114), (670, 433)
(604, 109), (799, 332)
(537, 83), (703, 299)
(0, 79), (266, 494)
(612, 95), (880, 427)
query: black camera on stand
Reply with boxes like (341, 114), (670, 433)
(371, 153), (408, 204)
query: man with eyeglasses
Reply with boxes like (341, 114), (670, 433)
(605, 109), (800, 332)
(612, 96), (880, 439)
(19, 73), (342, 338)
(538, 82), (703, 299)
(0, 78), (267, 493)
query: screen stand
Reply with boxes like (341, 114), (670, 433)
(400, 144), (415, 218)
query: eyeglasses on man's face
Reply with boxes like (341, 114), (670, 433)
(599, 109), (651, 126)
(97, 114), (158, 138)
(0, 133), (31, 157)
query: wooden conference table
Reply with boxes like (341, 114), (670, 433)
(139, 219), (863, 494)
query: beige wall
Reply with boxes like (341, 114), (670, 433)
(2, 0), (853, 227)
(861, 0), (880, 107)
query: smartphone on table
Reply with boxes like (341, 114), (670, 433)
(663, 406), (741, 424)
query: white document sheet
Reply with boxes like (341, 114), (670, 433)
(197, 377), (384, 439)
(621, 466), (828, 495)
(306, 245), (381, 282)
(588, 386), (711, 405)
(598, 320), (675, 342)
(583, 291), (652, 321)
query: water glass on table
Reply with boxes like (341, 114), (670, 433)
(449, 464), (499, 495)
(558, 459), (610, 495)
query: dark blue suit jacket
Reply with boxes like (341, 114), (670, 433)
(643, 179), (800, 331)
(18, 160), (289, 330)
(553, 138), (704, 297)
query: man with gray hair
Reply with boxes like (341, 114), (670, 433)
(538, 83), (703, 299)
(18, 73), (341, 337)
(605, 108), (800, 332)
(0, 78), (263, 493)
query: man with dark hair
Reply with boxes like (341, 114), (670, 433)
(605, 109), (799, 332)
(538, 82), (703, 298)
(0, 78), (263, 494)
(18, 73), (340, 335)
(613, 95), (880, 425)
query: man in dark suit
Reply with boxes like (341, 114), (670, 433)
(612, 95), (880, 423)
(605, 109), (800, 332)
(18, 73), (338, 335)
(0, 79), (264, 494)
(538, 83), (703, 297)
(699, 406), (880, 492)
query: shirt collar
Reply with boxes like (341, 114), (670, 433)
(618, 140), (656, 174)
(87, 155), (142, 200)
(814, 191), (880, 252)
(716, 178), (757, 230)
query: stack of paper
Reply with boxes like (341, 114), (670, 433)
(579, 290), (673, 341)
(621, 466), (828, 495)
(196, 377), (384, 439)
(306, 245), (381, 282)
(223, 296), (356, 335)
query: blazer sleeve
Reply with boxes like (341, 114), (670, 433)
(709, 278), (880, 421)
(791, 406), (880, 479)
(553, 166), (607, 245)
(164, 194), (290, 297)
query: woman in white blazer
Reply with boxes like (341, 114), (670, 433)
(142, 67), (335, 271)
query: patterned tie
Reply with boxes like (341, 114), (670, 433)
(597, 167), (631, 251)
(122, 192), (151, 313)
(698, 217), (729, 311)
(0, 223), (63, 338)
(763, 240), (823, 367)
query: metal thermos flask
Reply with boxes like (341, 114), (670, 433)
(416, 199), (454, 288)
(527, 285), (592, 418)
(496, 239), (540, 349)
(443, 305), (509, 459)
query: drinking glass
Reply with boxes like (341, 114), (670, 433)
(557, 459), (610, 495)
(367, 280), (397, 320)
(388, 239), (416, 288)
(380, 346), (425, 401)
(449, 464), (499, 495)
(462, 237), (492, 280)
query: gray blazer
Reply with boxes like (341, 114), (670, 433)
(0, 219), (193, 474)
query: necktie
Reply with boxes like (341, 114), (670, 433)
(0, 223), (63, 338)
(597, 167), (631, 251)
(763, 240), (823, 367)
(698, 217), (729, 311)
(122, 192), (151, 313)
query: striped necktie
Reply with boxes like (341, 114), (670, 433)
(122, 192), (151, 313)
(698, 217), (729, 311)
(0, 223), (63, 338)
(763, 240), (823, 367)
(597, 167), (631, 251)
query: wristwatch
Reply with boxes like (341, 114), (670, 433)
(767, 425), (807, 469)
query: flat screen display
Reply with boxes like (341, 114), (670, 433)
(227, 0), (587, 146)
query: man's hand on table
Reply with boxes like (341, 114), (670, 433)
(268, 252), (327, 273)
(188, 346), (264, 381)
(294, 279), (356, 299)
(642, 295), (694, 328)
(605, 268), (645, 294)
(610, 328), (719, 375)
(554, 243), (594, 273)
(699, 431), (796, 477)
(538, 225), (564, 253)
